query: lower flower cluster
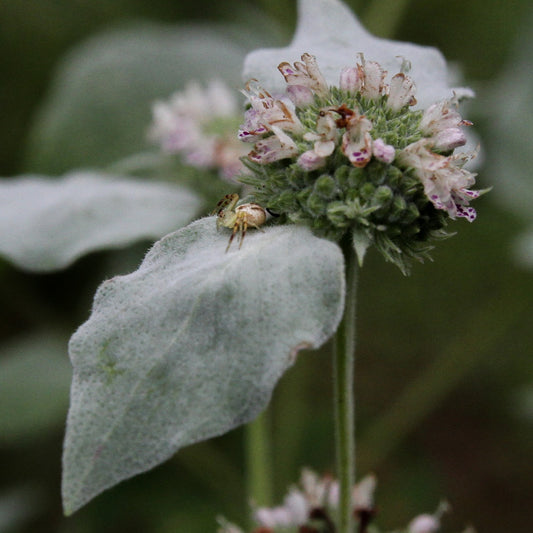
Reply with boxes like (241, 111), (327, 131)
(217, 469), (473, 533)
(218, 469), (376, 533)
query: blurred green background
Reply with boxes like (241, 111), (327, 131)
(1, 0), (532, 532)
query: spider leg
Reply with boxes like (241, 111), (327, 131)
(250, 221), (265, 232)
(239, 219), (249, 249)
(213, 193), (239, 215)
(226, 222), (239, 252)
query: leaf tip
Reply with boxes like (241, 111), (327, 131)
(61, 491), (77, 517)
(352, 230), (371, 267)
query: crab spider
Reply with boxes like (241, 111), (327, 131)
(215, 193), (268, 252)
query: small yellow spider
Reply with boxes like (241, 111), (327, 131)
(214, 193), (268, 251)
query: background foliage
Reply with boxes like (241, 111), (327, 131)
(1, 0), (532, 532)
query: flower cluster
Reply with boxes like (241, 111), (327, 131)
(148, 79), (248, 181)
(238, 53), (480, 272)
(217, 469), (474, 533)
(218, 469), (377, 533)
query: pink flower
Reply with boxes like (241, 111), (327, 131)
(399, 140), (478, 221)
(149, 80), (248, 181)
(408, 514), (441, 533)
(388, 72), (417, 112)
(341, 110), (373, 167)
(277, 52), (329, 97)
(248, 126), (299, 164)
(358, 57), (387, 100)
(372, 138), (396, 164)
(241, 81), (304, 136)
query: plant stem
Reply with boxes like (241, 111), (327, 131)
(245, 410), (274, 512)
(334, 237), (358, 533)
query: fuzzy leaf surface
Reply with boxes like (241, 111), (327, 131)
(0, 172), (200, 271)
(243, 0), (469, 110)
(63, 217), (345, 514)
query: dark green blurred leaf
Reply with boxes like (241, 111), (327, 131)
(0, 332), (71, 444)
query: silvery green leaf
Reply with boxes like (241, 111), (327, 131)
(0, 172), (200, 272)
(63, 217), (344, 514)
(484, 11), (533, 267)
(0, 332), (71, 444)
(243, 0), (467, 109)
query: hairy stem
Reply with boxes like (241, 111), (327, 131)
(334, 237), (358, 532)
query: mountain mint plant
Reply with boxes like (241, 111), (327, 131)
(0, 0), (485, 529)
(61, 0), (483, 526)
